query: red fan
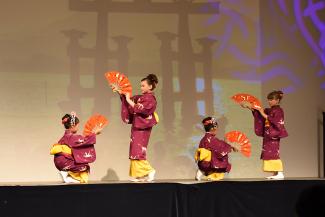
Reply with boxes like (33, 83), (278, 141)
(231, 93), (262, 109)
(83, 114), (108, 136)
(104, 71), (132, 96)
(224, 131), (251, 157)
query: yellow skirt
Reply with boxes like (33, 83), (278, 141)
(206, 172), (225, 181)
(68, 171), (89, 183)
(129, 160), (154, 178)
(263, 160), (283, 172)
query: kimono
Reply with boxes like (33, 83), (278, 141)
(120, 93), (158, 160)
(51, 130), (97, 173)
(253, 105), (288, 160)
(196, 132), (232, 175)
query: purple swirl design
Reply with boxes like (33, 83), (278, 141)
(290, 0), (325, 89)
(204, 0), (303, 93)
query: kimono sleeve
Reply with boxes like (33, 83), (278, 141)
(133, 94), (157, 116)
(120, 95), (134, 124)
(252, 110), (265, 137)
(209, 138), (232, 159)
(266, 108), (288, 139)
(69, 133), (96, 148)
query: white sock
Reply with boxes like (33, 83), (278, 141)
(129, 177), (141, 182)
(146, 170), (156, 182)
(65, 176), (80, 183)
(266, 172), (284, 180)
(275, 172), (284, 179)
(59, 171), (68, 182)
(195, 169), (204, 181)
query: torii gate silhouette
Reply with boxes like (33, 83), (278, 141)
(62, 0), (219, 130)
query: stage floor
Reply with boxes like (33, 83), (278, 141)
(0, 177), (324, 186)
(1, 178), (324, 217)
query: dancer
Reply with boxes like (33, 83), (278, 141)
(242, 90), (288, 179)
(50, 112), (102, 183)
(115, 74), (159, 182)
(195, 117), (238, 181)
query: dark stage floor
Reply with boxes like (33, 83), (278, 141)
(0, 178), (324, 217)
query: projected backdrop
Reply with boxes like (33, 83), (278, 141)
(0, 0), (324, 181)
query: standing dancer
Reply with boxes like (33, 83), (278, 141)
(116, 74), (159, 182)
(242, 90), (288, 179)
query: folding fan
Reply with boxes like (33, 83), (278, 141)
(231, 93), (262, 109)
(104, 71), (132, 96)
(224, 130), (251, 157)
(83, 114), (108, 136)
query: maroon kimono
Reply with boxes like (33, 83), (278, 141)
(120, 93), (157, 160)
(253, 105), (288, 160)
(53, 130), (97, 172)
(198, 132), (232, 174)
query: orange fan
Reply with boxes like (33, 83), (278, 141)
(83, 114), (108, 136)
(231, 93), (262, 109)
(224, 130), (251, 157)
(104, 71), (132, 96)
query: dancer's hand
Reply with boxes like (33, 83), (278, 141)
(225, 139), (239, 152)
(125, 92), (135, 107)
(257, 107), (265, 114)
(231, 146), (239, 152)
(92, 125), (103, 135)
(110, 85), (121, 94)
(125, 92), (131, 100)
(240, 102), (253, 110)
(257, 107), (267, 119)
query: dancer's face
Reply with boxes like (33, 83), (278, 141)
(268, 98), (279, 107)
(209, 127), (217, 135)
(140, 80), (152, 94)
(70, 123), (79, 133)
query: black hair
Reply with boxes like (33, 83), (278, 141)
(267, 90), (284, 102)
(202, 116), (218, 132)
(141, 74), (158, 90)
(61, 113), (80, 129)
